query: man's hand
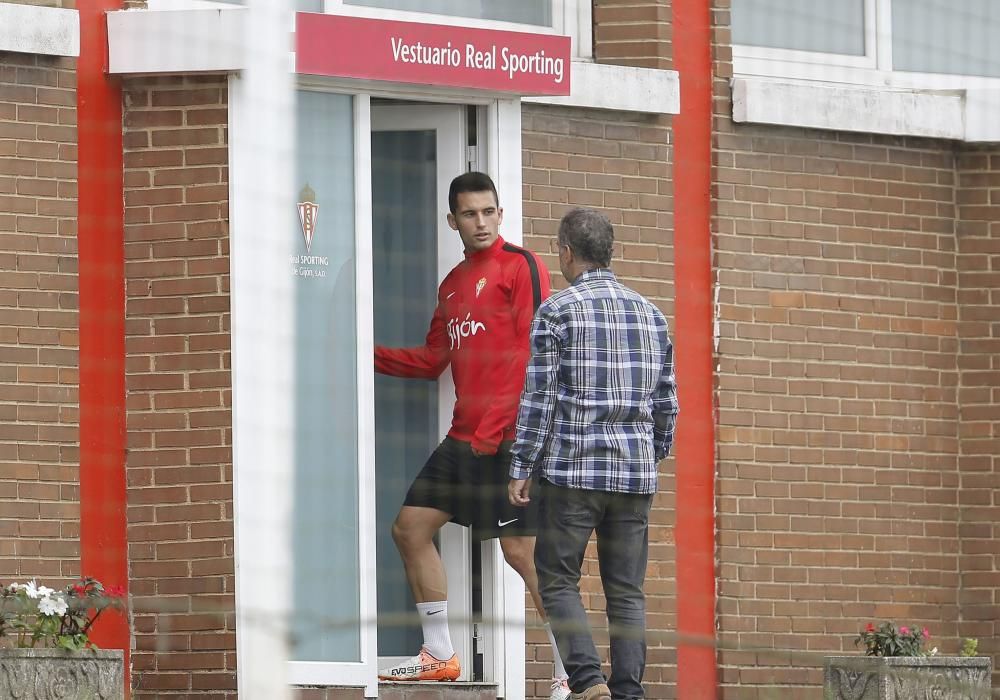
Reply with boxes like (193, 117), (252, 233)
(508, 478), (531, 506)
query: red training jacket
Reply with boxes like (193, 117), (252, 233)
(375, 236), (551, 455)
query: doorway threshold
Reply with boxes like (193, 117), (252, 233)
(378, 681), (499, 700)
(294, 682), (499, 700)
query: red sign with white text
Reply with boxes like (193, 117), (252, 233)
(296, 13), (571, 96)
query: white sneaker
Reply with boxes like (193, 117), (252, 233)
(549, 677), (571, 700)
(377, 647), (460, 681)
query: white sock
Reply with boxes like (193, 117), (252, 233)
(417, 600), (454, 660)
(545, 622), (568, 680)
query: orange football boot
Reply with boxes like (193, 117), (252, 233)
(378, 647), (460, 682)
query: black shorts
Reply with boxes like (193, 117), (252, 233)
(403, 437), (538, 541)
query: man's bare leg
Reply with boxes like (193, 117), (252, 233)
(381, 504), (462, 679)
(501, 534), (571, 697)
(499, 535), (544, 615)
(391, 505), (452, 602)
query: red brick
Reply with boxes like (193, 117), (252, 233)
(116, 75), (238, 696)
(711, 9), (1000, 689)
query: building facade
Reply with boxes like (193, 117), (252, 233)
(1, 0), (998, 698)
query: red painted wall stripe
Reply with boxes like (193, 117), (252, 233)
(77, 0), (129, 684)
(672, 0), (718, 697)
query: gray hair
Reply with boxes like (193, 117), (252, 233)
(558, 207), (614, 268)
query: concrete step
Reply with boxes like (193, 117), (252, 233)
(379, 682), (499, 700)
(294, 682), (499, 700)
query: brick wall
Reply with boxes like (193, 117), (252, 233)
(521, 103), (677, 698)
(956, 148), (1000, 688)
(708, 3), (1000, 699)
(122, 75), (235, 697)
(0, 50), (79, 584)
(712, 0), (1000, 696)
(593, 0), (672, 69)
(520, 5), (678, 696)
(714, 124), (963, 699)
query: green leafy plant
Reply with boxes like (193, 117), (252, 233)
(960, 638), (979, 657)
(855, 621), (930, 657)
(0, 578), (125, 651)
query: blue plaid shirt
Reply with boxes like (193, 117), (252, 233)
(510, 268), (679, 494)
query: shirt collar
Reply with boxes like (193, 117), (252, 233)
(464, 235), (505, 262)
(572, 267), (616, 286)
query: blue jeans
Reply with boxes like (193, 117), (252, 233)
(535, 480), (653, 700)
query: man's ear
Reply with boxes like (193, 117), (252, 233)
(447, 212), (458, 231)
(496, 206), (504, 226)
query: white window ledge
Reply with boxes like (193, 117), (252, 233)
(732, 76), (1000, 143)
(524, 61), (679, 115)
(0, 3), (78, 57)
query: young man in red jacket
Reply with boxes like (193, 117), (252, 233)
(376, 172), (570, 699)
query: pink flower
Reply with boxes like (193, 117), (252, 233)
(900, 626), (910, 635)
(922, 628), (930, 639)
(865, 623), (875, 633)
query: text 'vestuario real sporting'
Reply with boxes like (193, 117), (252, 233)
(389, 36), (566, 84)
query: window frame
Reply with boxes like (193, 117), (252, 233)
(732, 0), (1000, 89)
(323, 0), (593, 60)
(230, 79), (380, 694)
(732, 0), (878, 70)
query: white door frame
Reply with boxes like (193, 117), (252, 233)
(230, 81), (527, 699)
(230, 80), (380, 695)
(481, 98), (526, 700)
(370, 103), (473, 679)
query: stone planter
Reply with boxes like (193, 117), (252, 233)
(824, 655), (992, 700)
(0, 648), (124, 700)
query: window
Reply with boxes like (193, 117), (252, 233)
(343, 0), (550, 27)
(732, 0), (865, 57)
(732, 0), (1000, 85)
(891, 0), (1000, 79)
(290, 89), (362, 664)
(324, 0), (593, 60)
(147, 0), (323, 10)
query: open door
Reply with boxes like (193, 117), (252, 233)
(370, 103), (474, 678)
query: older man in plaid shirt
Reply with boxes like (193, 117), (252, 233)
(508, 208), (679, 700)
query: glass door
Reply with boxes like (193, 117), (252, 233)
(369, 103), (473, 677)
(291, 90), (362, 665)
(282, 89), (377, 693)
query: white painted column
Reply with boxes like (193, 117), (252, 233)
(484, 97), (527, 700)
(230, 1), (295, 698)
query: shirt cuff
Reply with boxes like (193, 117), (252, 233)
(509, 456), (535, 481)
